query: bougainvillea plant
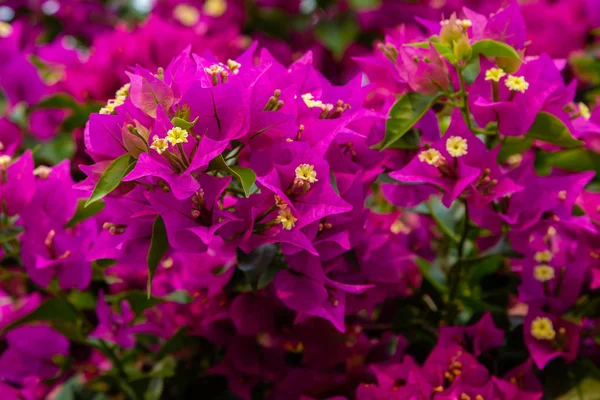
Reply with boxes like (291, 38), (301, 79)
(0, 0), (600, 399)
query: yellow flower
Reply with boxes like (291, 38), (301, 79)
(484, 68), (506, 82)
(0, 155), (12, 168)
(534, 250), (553, 263)
(530, 317), (556, 340)
(533, 265), (555, 282)
(579, 102), (591, 120)
(0, 22), (12, 38)
(115, 83), (130, 99)
(166, 127), (189, 145)
(276, 208), (297, 230)
(173, 4), (200, 26)
(99, 97), (124, 115)
(446, 136), (468, 157)
(204, 0), (227, 17)
(150, 136), (169, 154)
(418, 149), (443, 166)
(295, 164), (318, 183)
(505, 75), (529, 93)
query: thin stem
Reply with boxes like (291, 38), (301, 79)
(447, 198), (470, 322)
(457, 68), (474, 132)
(176, 143), (190, 168)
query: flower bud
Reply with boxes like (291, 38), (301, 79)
(440, 14), (462, 46)
(453, 34), (472, 62)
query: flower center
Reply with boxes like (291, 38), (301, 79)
(295, 164), (318, 184)
(276, 208), (297, 230)
(150, 136), (169, 154)
(166, 127), (189, 145)
(505, 75), (529, 93)
(533, 265), (555, 282)
(484, 68), (506, 82)
(446, 136), (468, 157)
(531, 317), (556, 340)
(418, 148), (443, 166)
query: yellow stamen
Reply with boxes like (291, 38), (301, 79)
(276, 208), (297, 230)
(33, 166), (52, 179)
(533, 265), (555, 282)
(301, 93), (333, 111)
(295, 164), (318, 183)
(150, 136), (169, 154)
(446, 136), (468, 157)
(166, 127), (189, 145)
(530, 317), (556, 340)
(505, 75), (529, 93)
(485, 68), (506, 82)
(173, 4), (200, 26)
(418, 148), (443, 166)
(227, 59), (241, 74)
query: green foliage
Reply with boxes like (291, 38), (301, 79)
(315, 13), (360, 60)
(66, 199), (106, 228)
(379, 93), (439, 149)
(525, 112), (583, 148)
(147, 216), (169, 297)
(209, 154), (257, 197)
(86, 154), (136, 207)
(471, 39), (521, 60)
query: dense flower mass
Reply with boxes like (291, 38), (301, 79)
(0, 0), (600, 399)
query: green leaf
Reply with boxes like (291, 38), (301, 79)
(557, 377), (600, 400)
(147, 216), (169, 298)
(545, 149), (600, 174)
(144, 378), (164, 400)
(406, 41), (455, 62)
(27, 132), (76, 165)
(386, 129), (421, 150)
(35, 94), (79, 110)
(525, 112), (583, 148)
(466, 254), (505, 285)
(236, 245), (280, 292)
(107, 290), (191, 316)
(471, 39), (521, 60)
(498, 136), (533, 163)
(0, 225), (23, 243)
(315, 14), (360, 60)
(67, 291), (97, 310)
(428, 197), (461, 243)
(66, 198), (105, 228)
(2, 298), (85, 341)
(86, 154), (136, 207)
(209, 154), (256, 197)
(461, 55), (481, 84)
(416, 257), (447, 293)
(155, 328), (193, 360)
(171, 116), (199, 130)
(379, 93), (438, 149)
